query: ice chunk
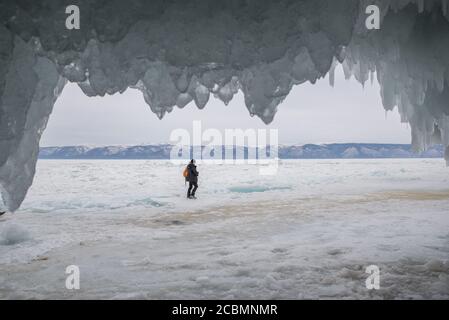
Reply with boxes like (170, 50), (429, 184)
(0, 223), (31, 245)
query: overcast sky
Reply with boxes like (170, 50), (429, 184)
(41, 66), (411, 147)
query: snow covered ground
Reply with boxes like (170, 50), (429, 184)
(1, 159), (449, 299)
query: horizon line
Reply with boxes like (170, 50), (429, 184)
(40, 142), (432, 149)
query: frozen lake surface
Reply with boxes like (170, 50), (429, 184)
(1, 159), (449, 299)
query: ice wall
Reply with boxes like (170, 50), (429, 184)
(344, 0), (449, 157)
(0, 0), (448, 211)
(0, 26), (65, 211)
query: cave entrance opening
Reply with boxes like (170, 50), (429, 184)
(41, 65), (411, 149)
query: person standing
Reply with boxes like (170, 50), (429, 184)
(186, 159), (199, 199)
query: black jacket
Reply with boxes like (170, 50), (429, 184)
(186, 163), (199, 183)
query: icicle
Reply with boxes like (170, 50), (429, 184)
(417, 0), (425, 13)
(329, 60), (337, 87)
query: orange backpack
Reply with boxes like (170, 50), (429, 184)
(183, 167), (189, 179)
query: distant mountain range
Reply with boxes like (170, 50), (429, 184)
(39, 144), (444, 159)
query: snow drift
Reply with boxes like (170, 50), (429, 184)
(0, 0), (449, 211)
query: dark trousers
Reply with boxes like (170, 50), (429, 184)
(187, 181), (198, 197)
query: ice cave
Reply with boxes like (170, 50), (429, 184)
(0, 0), (449, 212)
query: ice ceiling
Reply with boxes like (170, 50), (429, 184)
(0, 0), (449, 211)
